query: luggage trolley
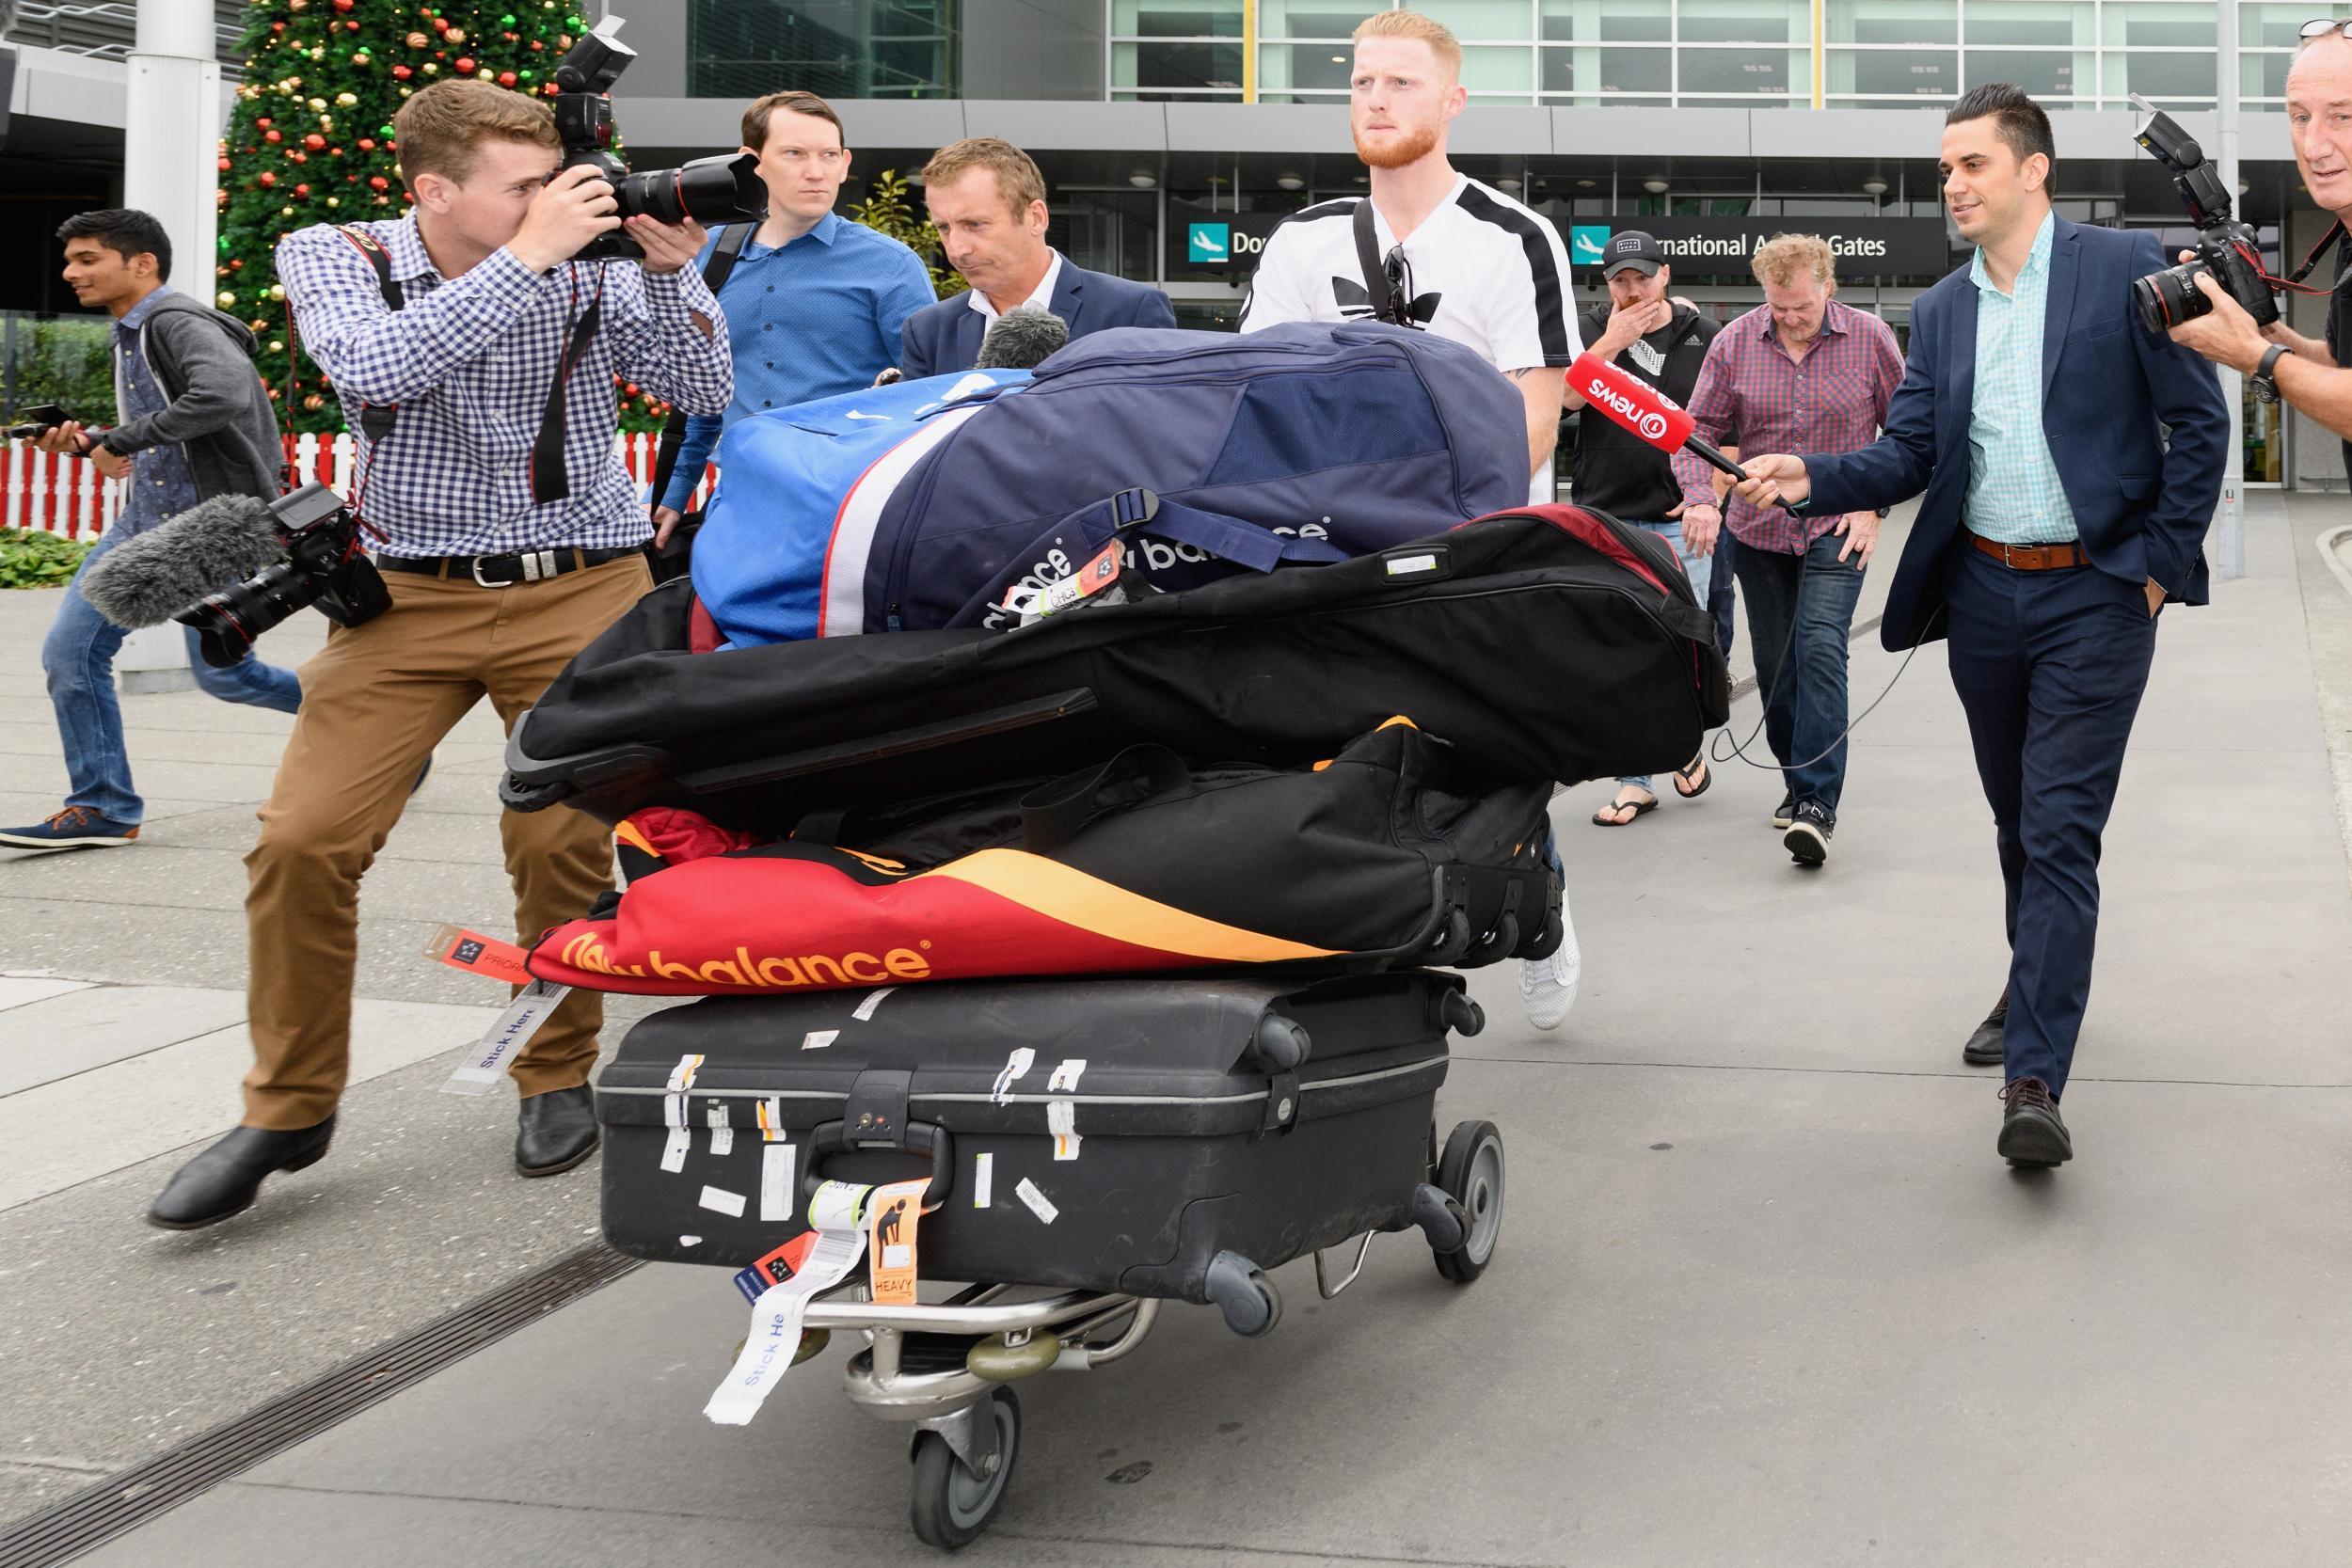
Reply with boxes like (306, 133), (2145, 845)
(593, 970), (1506, 1551)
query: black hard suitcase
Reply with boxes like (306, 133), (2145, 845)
(596, 968), (1480, 1302)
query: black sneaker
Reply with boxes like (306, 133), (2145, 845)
(1996, 1077), (2072, 1167)
(1770, 794), (1794, 830)
(1783, 800), (1834, 865)
(0, 805), (140, 851)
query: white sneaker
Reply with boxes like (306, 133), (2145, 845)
(1519, 895), (1581, 1031)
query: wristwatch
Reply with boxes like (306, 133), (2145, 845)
(2252, 343), (2290, 404)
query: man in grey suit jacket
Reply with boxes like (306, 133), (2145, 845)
(898, 137), (1175, 379)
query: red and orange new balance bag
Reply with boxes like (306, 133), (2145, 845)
(526, 722), (1560, 997)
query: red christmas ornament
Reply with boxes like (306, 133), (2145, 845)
(498, 71), (516, 87)
(623, 383), (641, 397)
(217, 157), (231, 171)
(358, 137), (377, 150)
(263, 128), (282, 143)
(369, 175), (390, 191)
(290, 150), (309, 163)
(271, 20), (286, 30)
(304, 134), (326, 150)
(333, 0), (354, 9)
(454, 56), (476, 73)
(294, 183), (310, 197)
(258, 118), (272, 126)
(259, 171), (277, 187)
(345, 20), (360, 30)
(392, 64), (411, 78)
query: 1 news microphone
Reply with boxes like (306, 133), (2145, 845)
(1567, 351), (1788, 506)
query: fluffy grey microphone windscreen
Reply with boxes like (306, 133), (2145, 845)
(973, 304), (1072, 371)
(78, 495), (283, 628)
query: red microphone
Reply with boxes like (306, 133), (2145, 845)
(1567, 351), (1751, 491)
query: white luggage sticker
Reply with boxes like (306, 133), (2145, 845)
(438, 980), (571, 1096)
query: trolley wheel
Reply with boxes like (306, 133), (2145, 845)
(909, 1387), (1022, 1551)
(1432, 1120), (1504, 1284)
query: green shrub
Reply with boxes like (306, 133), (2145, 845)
(0, 526), (94, 589)
(6, 319), (116, 428)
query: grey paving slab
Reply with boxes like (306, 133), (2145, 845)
(0, 975), (94, 1011)
(0, 983), (252, 1094)
(90, 1059), (2352, 1568)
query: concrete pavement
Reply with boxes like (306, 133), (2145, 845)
(6, 493), (2352, 1564)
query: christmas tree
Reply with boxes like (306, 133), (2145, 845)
(215, 2), (689, 435)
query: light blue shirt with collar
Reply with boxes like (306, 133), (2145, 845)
(1965, 211), (2078, 545)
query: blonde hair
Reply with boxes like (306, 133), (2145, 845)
(1751, 232), (1838, 292)
(392, 79), (558, 187)
(919, 137), (1047, 216)
(1352, 8), (1463, 80)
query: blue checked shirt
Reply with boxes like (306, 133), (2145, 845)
(275, 214), (732, 557)
(1965, 213), (2078, 545)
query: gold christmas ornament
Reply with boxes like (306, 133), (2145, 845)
(269, 283), (286, 299)
(336, 91), (357, 104)
(217, 290), (237, 307)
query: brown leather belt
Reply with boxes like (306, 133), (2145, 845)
(1970, 534), (2090, 571)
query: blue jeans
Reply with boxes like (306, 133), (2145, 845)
(43, 528), (303, 825)
(1618, 518), (1713, 793)
(1943, 543), (2156, 1098)
(1732, 529), (1864, 816)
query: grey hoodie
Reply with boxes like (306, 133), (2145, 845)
(96, 293), (287, 503)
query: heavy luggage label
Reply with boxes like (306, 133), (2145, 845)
(866, 1178), (930, 1306)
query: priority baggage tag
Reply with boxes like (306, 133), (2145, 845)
(990, 1048), (1036, 1105)
(424, 924), (534, 987)
(732, 1231), (820, 1305)
(865, 1178), (929, 1306)
(1047, 1099), (1081, 1161)
(437, 979), (572, 1096)
(705, 1225), (866, 1427)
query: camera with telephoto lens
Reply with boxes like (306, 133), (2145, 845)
(552, 19), (767, 261)
(2128, 92), (2279, 334)
(176, 483), (391, 668)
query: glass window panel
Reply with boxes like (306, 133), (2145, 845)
(1826, 46), (1956, 96)
(1539, 44), (1574, 91)
(1678, 0), (1810, 43)
(1259, 3), (1383, 35)
(1111, 1), (1243, 32)
(1458, 44), (1535, 91)
(2105, 52), (2218, 101)
(2242, 5), (2315, 49)
(1824, 0), (1955, 45)
(2244, 51), (2291, 99)
(1679, 47), (1798, 93)
(1965, 1), (2092, 46)
(1597, 46), (1671, 92)
(1413, 0), (1539, 38)
(690, 0), (959, 99)
(1113, 38), (1245, 90)
(1964, 50), (2086, 101)
(1275, 39), (1360, 91)
(1540, 0), (1673, 42)
(2100, 5), (2222, 48)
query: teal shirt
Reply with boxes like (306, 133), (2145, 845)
(1965, 213), (2077, 544)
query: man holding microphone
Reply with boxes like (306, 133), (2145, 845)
(1733, 86), (2227, 1169)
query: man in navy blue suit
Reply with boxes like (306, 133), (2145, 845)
(1736, 85), (2228, 1170)
(898, 137), (1175, 378)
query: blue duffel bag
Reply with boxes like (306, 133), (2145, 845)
(691, 321), (1533, 647)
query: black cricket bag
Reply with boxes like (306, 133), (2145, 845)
(595, 968), (1480, 1300)
(502, 505), (1729, 832)
(525, 721), (1562, 998)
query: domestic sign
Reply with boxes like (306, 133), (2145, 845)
(1565, 216), (1954, 278)
(1168, 203), (1290, 279)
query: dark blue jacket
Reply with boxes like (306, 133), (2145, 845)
(898, 260), (1178, 379)
(1803, 216), (2229, 650)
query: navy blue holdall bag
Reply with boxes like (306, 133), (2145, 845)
(691, 320), (1534, 646)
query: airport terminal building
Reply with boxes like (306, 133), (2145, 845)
(1, 0), (2338, 485)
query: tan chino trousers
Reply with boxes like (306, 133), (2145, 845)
(240, 555), (650, 1130)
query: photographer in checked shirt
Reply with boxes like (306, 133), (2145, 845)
(148, 80), (732, 1231)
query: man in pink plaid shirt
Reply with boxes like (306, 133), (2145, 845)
(1673, 235), (1903, 866)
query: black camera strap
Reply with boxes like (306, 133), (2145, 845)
(645, 220), (755, 511)
(2287, 218), (2350, 287)
(330, 226), (405, 443)
(530, 265), (607, 505)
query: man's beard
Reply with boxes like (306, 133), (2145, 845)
(1354, 119), (1440, 170)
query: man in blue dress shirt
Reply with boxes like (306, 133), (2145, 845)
(650, 91), (937, 540)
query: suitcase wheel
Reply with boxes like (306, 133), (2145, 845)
(909, 1387), (1022, 1550)
(1203, 1250), (1284, 1338)
(1431, 1120), (1505, 1284)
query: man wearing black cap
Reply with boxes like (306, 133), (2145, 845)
(1566, 230), (1724, 826)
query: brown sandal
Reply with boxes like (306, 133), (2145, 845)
(1592, 788), (1659, 827)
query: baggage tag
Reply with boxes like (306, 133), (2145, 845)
(707, 1102), (735, 1157)
(990, 1048), (1036, 1105)
(996, 540), (1122, 626)
(865, 1178), (930, 1306)
(1047, 1100), (1082, 1161)
(437, 978), (572, 1097)
(705, 1224), (866, 1427)
(732, 1231), (820, 1305)
(423, 924), (534, 987)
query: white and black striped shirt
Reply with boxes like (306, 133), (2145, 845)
(1239, 174), (1581, 375)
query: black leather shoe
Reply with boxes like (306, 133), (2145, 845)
(1996, 1078), (2072, 1167)
(516, 1085), (599, 1177)
(1963, 992), (2008, 1066)
(148, 1117), (336, 1229)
